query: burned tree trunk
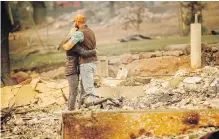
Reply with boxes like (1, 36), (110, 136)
(179, 2), (205, 36)
(1, 2), (15, 86)
(1, 32), (10, 74)
(1, 2), (11, 74)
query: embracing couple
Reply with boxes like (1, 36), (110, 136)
(62, 14), (98, 110)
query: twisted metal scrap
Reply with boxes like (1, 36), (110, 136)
(81, 94), (123, 108)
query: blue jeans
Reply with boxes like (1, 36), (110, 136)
(80, 62), (98, 101)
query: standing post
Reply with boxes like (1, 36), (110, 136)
(96, 56), (108, 77)
(190, 14), (201, 69)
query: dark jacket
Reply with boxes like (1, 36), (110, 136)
(79, 25), (98, 64)
(65, 43), (96, 76)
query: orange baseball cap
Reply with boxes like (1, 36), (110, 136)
(73, 14), (85, 22)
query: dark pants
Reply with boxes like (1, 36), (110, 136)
(66, 74), (79, 110)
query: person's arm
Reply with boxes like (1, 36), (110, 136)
(73, 44), (97, 58)
(63, 31), (84, 50)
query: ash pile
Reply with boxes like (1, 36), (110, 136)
(121, 66), (219, 110)
(1, 78), (68, 139)
(84, 66), (219, 110)
(1, 66), (219, 139)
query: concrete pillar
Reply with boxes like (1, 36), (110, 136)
(190, 14), (201, 69)
(96, 56), (108, 77)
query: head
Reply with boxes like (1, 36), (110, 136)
(73, 14), (85, 29)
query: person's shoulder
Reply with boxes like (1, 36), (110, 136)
(84, 27), (94, 34)
(80, 25), (95, 35)
(74, 31), (84, 37)
(75, 30), (83, 34)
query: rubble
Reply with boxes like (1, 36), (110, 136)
(139, 51), (163, 59)
(121, 54), (134, 64)
(82, 66), (219, 111)
(126, 56), (190, 77)
(118, 66), (219, 110)
(162, 50), (184, 57)
(183, 76), (202, 84)
(108, 56), (122, 66)
(1, 77), (68, 139)
(101, 78), (124, 87)
(1, 104), (63, 139)
(132, 54), (140, 60)
(116, 66), (128, 79)
(10, 71), (30, 84)
(106, 42), (218, 78)
(1, 66), (219, 138)
(12, 85), (37, 107)
(1, 78), (69, 109)
(118, 76), (151, 86)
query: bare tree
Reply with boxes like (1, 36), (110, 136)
(179, 2), (206, 36)
(119, 2), (147, 34)
(1, 1), (15, 85)
(1, 1), (46, 85)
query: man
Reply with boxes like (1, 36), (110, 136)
(63, 14), (98, 107)
(63, 31), (96, 110)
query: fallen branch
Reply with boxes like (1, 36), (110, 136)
(1, 104), (31, 116)
(14, 108), (41, 115)
(61, 88), (68, 102)
(25, 50), (40, 58)
(1, 103), (15, 125)
(166, 100), (182, 106)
